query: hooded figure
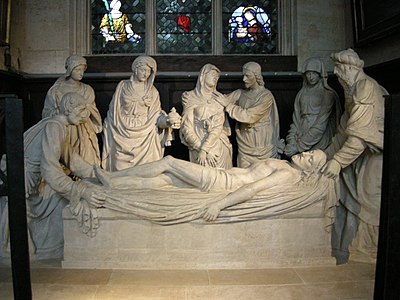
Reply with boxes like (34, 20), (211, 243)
(284, 57), (341, 157)
(323, 49), (387, 264)
(102, 56), (174, 171)
(42, 55), (102, 166)
(180, 64), (232, 169)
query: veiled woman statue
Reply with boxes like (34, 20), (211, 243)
(102, 55), (181, 171)
(284, 57), (341, 157)
(180, 64), (233, 169)
(42, 55), (102, 166)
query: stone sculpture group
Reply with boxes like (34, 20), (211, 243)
(0, 49), (385, 266)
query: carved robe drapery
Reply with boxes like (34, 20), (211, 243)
(180, 64), (232, 169)
(225, 88), (282, 167)
(42, 78), (102, 166)
(102, 77), (173, 171)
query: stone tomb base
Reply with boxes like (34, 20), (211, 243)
(62, 203), (335, 269)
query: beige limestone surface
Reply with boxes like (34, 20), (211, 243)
(0, 258), (376, 299)
(62, 203), (335, 270)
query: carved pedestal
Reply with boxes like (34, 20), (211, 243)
(62, 202), (335, 269)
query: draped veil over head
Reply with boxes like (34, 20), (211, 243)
(102, 55), (174, 171)
(179, 63), (233, 169)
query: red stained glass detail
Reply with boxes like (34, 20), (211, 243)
(178, 15), (191, 33)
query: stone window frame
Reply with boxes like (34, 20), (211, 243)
(70, 0), (296, 56)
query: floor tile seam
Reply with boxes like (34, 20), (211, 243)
(30, 283), (104, 288)
(3, 278), (376, 286)
(103, 283), (214, 287)
(292, 264), (375, 270)
(92, 269), (296, 272)
(293, 268), (307, 284)
(28, 280), (374, 288)
(86, 285), (101, 300)
(109, 269), (210, 273)
(289, 279), (376, 285)
(31, 282), (110, 286)
(30, 279), (375, 287)
(22, 266), (368, 271)
(100, 282), (309, 288)
(206, 269), (211, 285)
(208, 282), (308, 287)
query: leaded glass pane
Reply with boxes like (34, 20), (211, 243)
(222, 0), (278, 54)
(91, 0), (145, 54)
(156, 0), (212, 54)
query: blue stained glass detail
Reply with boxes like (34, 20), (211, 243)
(229, 6), (271, 43)
(222, 0), (277, 54)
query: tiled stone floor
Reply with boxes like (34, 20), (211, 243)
(0, 259), (376, 299)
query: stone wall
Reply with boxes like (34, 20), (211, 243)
(296, 0), (352, 71)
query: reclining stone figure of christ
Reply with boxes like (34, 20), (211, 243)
(74, 149), (338, 230)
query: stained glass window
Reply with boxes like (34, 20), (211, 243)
(156, 0), (212, 54)
(222, 0), (278, 54)
(89, 0), (283, 55)
(91, 0), (145, 54)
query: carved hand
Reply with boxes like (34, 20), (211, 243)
(321, 159), (341, 179)
(284, 144), (298, 157)
(82, 185), (106, 208)
(203, 203), (221, 222)
(197, 149), (207, 166)
(212, 91), (229, 107)
(206, 152), (218, 167)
